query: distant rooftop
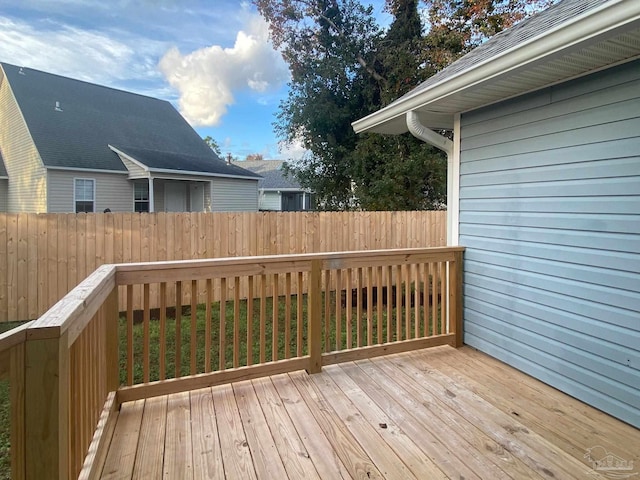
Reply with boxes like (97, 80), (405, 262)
(233, 160), (303, 190)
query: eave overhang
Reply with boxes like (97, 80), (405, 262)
(352, 0), (640, 135)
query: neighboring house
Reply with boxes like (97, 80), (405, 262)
(0, 62), (260, 213)
(354, 0), (640, 428)
(233, 159), (314, 211)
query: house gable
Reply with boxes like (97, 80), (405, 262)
(0, 64), (47, 212)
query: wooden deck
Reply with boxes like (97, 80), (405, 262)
(99, 346), (639, 479)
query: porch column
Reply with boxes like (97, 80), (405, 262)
(148, 177), (155, 212)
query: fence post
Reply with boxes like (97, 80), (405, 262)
(448, 250), (464, 348)
(307, 259), (322, 374)
(25, 331), (69, 479)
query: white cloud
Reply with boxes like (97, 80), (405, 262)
(277, 138), (308, 162)
(158, 14), (289, 126)
(0, 16), (165, 87)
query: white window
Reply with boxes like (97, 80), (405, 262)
(74, 178), (95, 213)
(134, 182), (149, 212)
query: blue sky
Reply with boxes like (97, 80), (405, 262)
(0, 0), (390, 161)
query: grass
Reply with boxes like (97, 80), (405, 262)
(120, 291), (441, 385)
(0, 288), (442, 477)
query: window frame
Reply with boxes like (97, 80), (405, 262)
(134, 182), (150, 213)
(74, 178), (95, 213)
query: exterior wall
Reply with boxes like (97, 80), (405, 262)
(458, 59), (640, 427)
(211, 178), (259, 212)
(47, 169), (133, 212)
(0, 66), (48, 213)
(259, 190), (281, 211)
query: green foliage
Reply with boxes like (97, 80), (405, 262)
(255, 0), (555, 210)
(203, 135), (222, 156)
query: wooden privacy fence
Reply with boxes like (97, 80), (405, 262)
(0, 211), (445, 322)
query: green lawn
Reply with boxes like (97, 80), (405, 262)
(0, 290), (440, 477)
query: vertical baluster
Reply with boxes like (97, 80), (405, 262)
(386, 265), (392, 343)
(175, 281), (182, 378)
(234, 276), (240, 368)
(432, 263), (439, 335)
(159, 282), (167, 380)
(356, 268), (363, 347)
(323, 270), (330, 352)
(205, 279), (212, 372)
(414, 264), (420, 339)
(296, 272), (304, 357)
(376, 266), (383, 345)
(405, 264), (411, 340)
(143, 283), (150, 382)
(190, 279), (197, 375)
(285, 273), (292, 359)
(345, 269), (353, 349)
(335, 269), (342, 351)
(395, 265), (402, 341)
(219, 277), (226, 370)
(366, 267), (373, 346)
(126, 284), (133, 385)
(247, 276), (254, 366)
(272, 273), (279, 362)
(260, 274), (266, 363)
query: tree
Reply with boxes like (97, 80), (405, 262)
(256, 0), (556, 210)
(246, 153), (265, 161)
(203, 136), (222, 156)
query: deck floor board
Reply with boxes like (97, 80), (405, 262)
(99, 346), (639, 479)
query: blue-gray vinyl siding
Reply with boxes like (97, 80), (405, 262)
(459, 59), (640, 428)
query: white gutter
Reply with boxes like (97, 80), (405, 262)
(353, 0), (639, 133)
(406, 112), (453, 157)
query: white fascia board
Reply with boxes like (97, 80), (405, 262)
(352, 0), (639, 134)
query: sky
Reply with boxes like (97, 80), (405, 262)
(0, 0), (390, 161)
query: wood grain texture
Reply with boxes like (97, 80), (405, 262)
(95, 346), (634, 479)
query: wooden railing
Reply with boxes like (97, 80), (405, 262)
(0, 246), (464, 479)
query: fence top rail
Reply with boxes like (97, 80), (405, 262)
(114, 246), (466, 285)
(27, 264), (117, 343)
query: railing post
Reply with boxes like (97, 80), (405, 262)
(449, 250), (464, 348)
(9, 342), (25, 480)
(307, 259), (322, 374)
(25, 331), (70, 479)
(105, 286), (120, 392)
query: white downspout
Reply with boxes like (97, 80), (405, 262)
(406, 110), (460, 336)
(405, 111), (457, 245)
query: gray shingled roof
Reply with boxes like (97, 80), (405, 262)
(114, 146), (261, 178)
(393, 0), (609, 106)
(1, 62), (258, 179)
(233, 160), (302, 190)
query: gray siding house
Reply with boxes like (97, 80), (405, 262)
(233, 159), (314, 211)
(354, 0), (640, 428)
(0, 62), (260, 213)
